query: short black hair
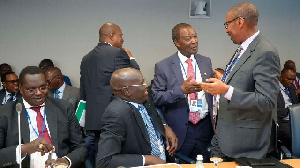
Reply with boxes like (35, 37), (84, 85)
(281, 66), (296, 75)
(39, 59), (54, 67)
(19, 66), (44, 85)
(1, 71), (16, 82)
(172, 23), (192, 41)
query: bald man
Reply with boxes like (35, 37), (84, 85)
(45, 67), (80, 112)
(97, 68), (177, 168)
(80, 22), (140, 167)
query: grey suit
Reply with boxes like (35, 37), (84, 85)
(48, 84), (80, 111)
(0, 97), (87, 168)
(96, 96), (165, 168)
(213, 33), (281, 159)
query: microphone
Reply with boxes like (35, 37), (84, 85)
(16, 103), (22, 168)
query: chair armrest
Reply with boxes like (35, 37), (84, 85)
(280, 146), (292, 158)
(175, 152), (196, 164)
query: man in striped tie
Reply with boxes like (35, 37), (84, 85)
(97, 68), (178, 168)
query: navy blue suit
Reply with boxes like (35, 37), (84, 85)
(151, 52), (214, 162)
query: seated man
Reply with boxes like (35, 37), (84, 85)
(45, 67), (80, 111)
(0, 66), (87, 167)
(39, 59), (73, 86)
(277, 67), (299, 151)
(0, 72), (22, 105)
(96, 68), (177, 168)
(0, 63), (12, 90)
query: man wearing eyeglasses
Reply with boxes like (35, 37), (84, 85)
(45, 67), (80, 112)
(0, 63), (12, 90)
(200, 2), (280, 160)
(97, 68), (177, 167)
(0, 66), (87, 167)
(0, 71), (21, 105)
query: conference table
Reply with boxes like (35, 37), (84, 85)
(137, 159), (299, 168)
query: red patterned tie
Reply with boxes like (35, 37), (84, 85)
(186, 58), (200, 124)
(30, 106), (53, 145)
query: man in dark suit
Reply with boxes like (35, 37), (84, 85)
(97, 68), (177, 168)
(0, 72), (21, 105)
(277, 67), (299, 151)
(151, 23), (214, 162)
(80, 22), (140, 167)
(0, 63), (12, 90)
(45, 67), (80, 111)
(284, 60), (300, 101)
(0, 66), (87, 168)
(200, 2), (280, 160)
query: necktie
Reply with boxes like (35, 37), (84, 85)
(222, 46), (243, 82)
(138, 105), (164, 159)
(30, 106), (53, 145)
(186, 58), (200, 124)
(7, 93), (15, 102)
(54, 90), (60, 99)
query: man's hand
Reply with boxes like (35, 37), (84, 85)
(164, 125), (178, 156)
(123, 48), (133, 58)
(181, 76), (202, 94)
(296, 88), (300, 94)
(144, 155), (166, 166)
(45, 158), (69, 168)
(200, 78), (230, 95)
(21, 138), (53, 156)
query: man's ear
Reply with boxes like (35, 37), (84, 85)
(174, 39), (180, 48)
(123, 88), (131, 97)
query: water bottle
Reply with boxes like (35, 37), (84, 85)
(195, 154), (204, 168)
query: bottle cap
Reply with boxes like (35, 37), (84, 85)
(197, 155), (203, 160)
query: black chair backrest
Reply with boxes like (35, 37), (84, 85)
(288, 104), (300, 157)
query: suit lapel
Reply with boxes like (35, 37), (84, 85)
(20, 103), (30, 144)
(131, 104), (151, 146)
(226, 34), (262, 84)
(171, 53), (184, 87)
(44, 100), (58, 147)
(62, 85), (69, 100)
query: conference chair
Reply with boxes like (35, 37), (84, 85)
(280, 104), (300, 158)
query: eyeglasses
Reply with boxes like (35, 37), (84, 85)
(224, 17), (242, 29)
(47, 75), (59, 84)
(5, 80), (19, 84)
(122, 83), (147, 89)
(25, 85), (48, 95)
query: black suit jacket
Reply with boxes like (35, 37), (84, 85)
(96, 96), (165, 168)
(0, 97), (87, 168)
(80, 42), (139, 130)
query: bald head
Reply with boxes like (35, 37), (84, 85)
(111, 68), (148, 103)
(229, 2), (259, 26)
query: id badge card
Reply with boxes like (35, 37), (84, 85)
(190, 98), (202, 113)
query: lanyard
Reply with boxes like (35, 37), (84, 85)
(280, 86), (294, 104)
(221, 57), (240, 82)
(180, 59), (198, 98)
(25, 108), (46, 138)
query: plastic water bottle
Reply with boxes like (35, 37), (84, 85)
(195, 154), (204, 168)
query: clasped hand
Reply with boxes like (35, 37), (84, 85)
(181, 76), (202, 94)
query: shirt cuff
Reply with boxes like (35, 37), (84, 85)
(142, 155), (145, 166)
(224, 85), (234, 100)
(16, 145), (26, 164)
(63, 156), (72, 168)
(130, 57), (135, 60)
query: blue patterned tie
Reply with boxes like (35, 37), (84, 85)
(138, 105), (164, 159)
(54, 90), (61, 99)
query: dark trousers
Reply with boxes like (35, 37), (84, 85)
(85, 130), (100, 168)
(178, 117), (213, 163)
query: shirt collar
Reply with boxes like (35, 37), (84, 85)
(177, 51), (195, 63)
(99, 42), (112, 46)
(240, 30), (260, 52)
(58, 82), (66, 93)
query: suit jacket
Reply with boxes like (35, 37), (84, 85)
(80, 42), (139, 130)
(48, 84), (80, 111)
(0, 97), (87, 168)
(0, 89), (22, 106)
(277, 85), (299, 120)
(216, 33), (280, 159)
(151, 52), (214, 149)
(96, 96), (165, 168)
